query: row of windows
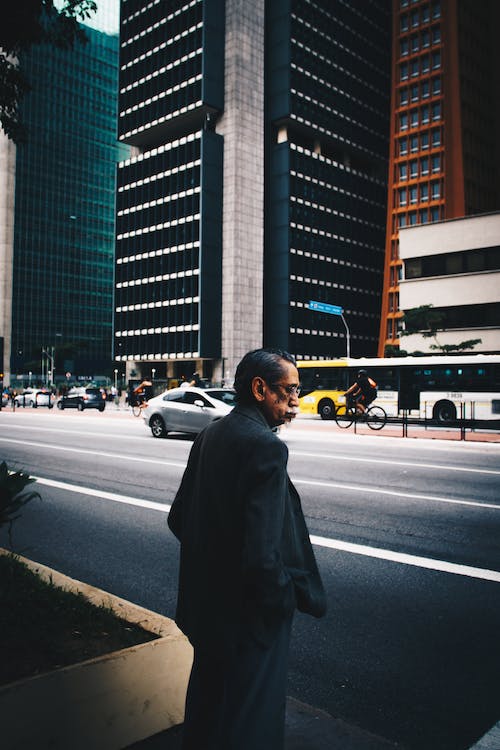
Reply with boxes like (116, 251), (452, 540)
(398, 133), (442, 157)
(399, 76), (441, 106)
(400, 25), (441, 56)
(396, 147), (442, 181)
(402, 303), (500, 332)
(400, 2), (441, 32)
(116, 218), (200, 253)
(399, 51), (441, 82)
(399, 101), (441, 131)
(116, 252), (199, 284)
(395, 206), (442, 229)
(405, 246), (500, 279)
(115, 332), (200, 359)
(397, 178), (442, 206)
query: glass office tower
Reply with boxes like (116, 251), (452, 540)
(116, 0), (391, 381)
(10, 18), (127, 380)
(379, 0), (500, 355)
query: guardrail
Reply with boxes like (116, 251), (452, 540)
(351, 402), (500, 441)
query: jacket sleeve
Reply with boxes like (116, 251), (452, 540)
(240, 437), (296, 639)
(168, 435), (202, 541)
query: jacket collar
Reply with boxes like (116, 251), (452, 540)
(232, 402), (274, 431)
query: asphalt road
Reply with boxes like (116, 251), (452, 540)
(1, 407), (499, 749)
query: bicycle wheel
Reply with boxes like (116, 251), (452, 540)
(334, 404), (354, 429)
(132, 403), (142, 417)
(365, 405), (386, 430)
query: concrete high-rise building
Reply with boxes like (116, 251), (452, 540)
(115, 0), (391, 384)
(0, 0), (127, 385)
(379, 0), (500, 355)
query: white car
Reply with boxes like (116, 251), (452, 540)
(14, 389), (55, 408)
(143, 387), (234, 438)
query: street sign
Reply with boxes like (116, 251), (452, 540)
(308, 300), (343, 316)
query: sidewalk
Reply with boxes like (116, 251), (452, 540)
(126, 697), (403, 750)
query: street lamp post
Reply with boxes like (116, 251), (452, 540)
(114, 369), (118, 390)
(151, 368), (156, 381)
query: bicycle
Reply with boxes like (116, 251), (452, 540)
(334, 400), (387, 431)
(130, 396), (147, 417)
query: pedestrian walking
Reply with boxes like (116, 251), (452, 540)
(168, 347), (326, 750)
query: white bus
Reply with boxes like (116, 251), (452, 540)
(297, 354), (500, 423)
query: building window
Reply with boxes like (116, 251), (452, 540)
(410, 109), (418, 128)
(420, 183), (429, 201)
(430, 206), (440, 221)
(398, 214), (407, 228)
(410, 84), (419, 102)
(399, 163), (408, 180)
(400, 113), (409, 130)
(421, 131), (429, 149)
(432, 1), (441, 20)
(431, 154), (441, 173)
(398, 187), (407, 206)
(421, 156), (429, 175)
(400, 88), (409, 106)
(432, 26), (441, 44)
(419, 209), (428, 224)
(431, 128), (441, 147)
(410, 186), (418, 204)
(410, 135), (419, 152)
(410, 160), (418, 178)
(400, 38), (409, 56)
(411, 34), (419, 53)
(401, 14), (409, 32)
(432, 76), (441, 95)
(400, 63), (409, 81)
(411, 9), (419, 26)
(408, 211), (417, 225)
(421, 29), (430, 48)
(421, 55), (430, 74)
(421, 104), (430, 123)
(399, 137), (408, 155)
(422, 4), (430, 23)
(431, 181), (441, 199)
(432, 101), (441, 120)
(421, 80), (430, 98)
(411, 59), (419, 77)
(432, 51), (441, 69)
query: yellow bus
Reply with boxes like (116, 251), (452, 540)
(297, 354), (500, 423)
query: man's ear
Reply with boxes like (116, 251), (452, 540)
(251, 377), (266, 401)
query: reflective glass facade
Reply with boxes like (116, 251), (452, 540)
(11, 24), (127, 377)
(266, 0), (391, 358)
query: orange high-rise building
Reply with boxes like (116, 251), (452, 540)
(379, 0), (500, 355)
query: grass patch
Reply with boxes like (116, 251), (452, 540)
(0, 554), (157, 686)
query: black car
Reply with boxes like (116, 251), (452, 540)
(57, 387), (106, 412)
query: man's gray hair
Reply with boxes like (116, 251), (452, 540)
(234, 348), (296, 405)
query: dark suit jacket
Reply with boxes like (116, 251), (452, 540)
(168, 403), (326, 648)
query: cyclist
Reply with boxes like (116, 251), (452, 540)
(130, 379), (153, 410)
(344, 369), (377, 415)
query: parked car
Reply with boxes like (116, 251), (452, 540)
(143, 386), (233, 438)
(14, 388), (55, 408)
(57, 387), (106, 412)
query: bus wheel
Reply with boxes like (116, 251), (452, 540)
(318, 399), (335, 420)
(433, 400), (456, 424)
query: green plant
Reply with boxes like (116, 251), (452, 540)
(0, 461), (40, 546)
(400, 305), (481, 354)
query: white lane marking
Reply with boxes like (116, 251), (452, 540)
(36, 477), (169, 512)
(35, 476), (500, 584)
(3, 428), (498, 475)
(0, 437), (185, 469)
(2, 436), (499, 511)
(309, 536), (500, 584)
(292, 478), (500, 511)
(290, 450), (500, 476)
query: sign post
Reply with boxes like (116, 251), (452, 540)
(308, 300), (350, 358)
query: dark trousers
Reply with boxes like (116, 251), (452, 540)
(181, 616), (293, 750)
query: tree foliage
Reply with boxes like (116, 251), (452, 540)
(400, 305), (481, 354)
(0, 0), (97, 141)
(0, 461), (40, 546)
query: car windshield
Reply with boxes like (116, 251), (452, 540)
(206, 389), (237, 406)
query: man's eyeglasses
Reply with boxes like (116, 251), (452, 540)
(269, 382), (302, 399)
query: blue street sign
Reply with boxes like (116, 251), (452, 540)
(308, 300), (343, 316)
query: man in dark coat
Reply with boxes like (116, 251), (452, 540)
(168, 348), (326, 750)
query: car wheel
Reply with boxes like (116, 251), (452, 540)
(98, 404), (105, 412)
(318, 398), (335, 420)
(150, 415), (167, 438)
(77, 402), (84, 412)
(30, 400), (37, 408)
(57, 401), (64, 410)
